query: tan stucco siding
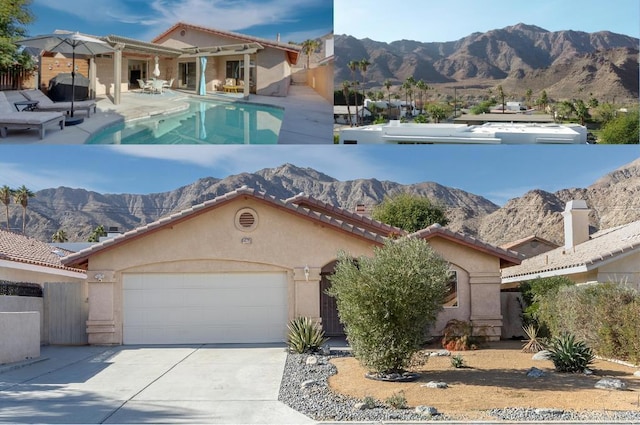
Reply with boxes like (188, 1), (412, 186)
(256, 49), (290, 97)
(156, 28), (252, 48)
(597, 252), (640, 291)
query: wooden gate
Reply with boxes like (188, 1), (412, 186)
(319, 273), (344, 336)
(44, 282), (88, 345)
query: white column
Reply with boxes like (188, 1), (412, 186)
(243, 53), (250, 99)
(113, 43), (124, 105)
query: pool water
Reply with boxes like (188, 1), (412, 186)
(87, 98), (284, 144)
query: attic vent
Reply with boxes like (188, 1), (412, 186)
(180, 29), (186, 37)
(235, 208), (258, 232)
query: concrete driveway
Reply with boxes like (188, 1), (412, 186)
(0, 344), (312, 424)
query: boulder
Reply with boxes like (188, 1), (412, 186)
(595, 378), (627, 390)
(526, 367), (546, 378)
(421, 381), (448, 389)
(429, 350), (451, 357)
(634, 370), (640, 377)
(532, 350), (551, 361)
(415, 405), (439, 416)
(305, 356), (318, 365)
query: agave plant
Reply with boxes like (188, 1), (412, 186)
(547, 333), (594, 373)
(521, 324), (545, 353)
(287, 317), (328, 354)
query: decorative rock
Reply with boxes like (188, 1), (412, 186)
(415, 405), (439, 416)
(534, 408), (564, 415)
(421, 381), (448, 389)
(430, 349), (451, 357)
(305, 356), (318, 365)
(526, 367), (546, 378)
(595, 378), (627, 390)
(583, 368), (594, 375)
(319, 345), (331, 356)
(353, 402), (368, 410)
(300, 379), (316, 389)
(634, 371), (640, 377)
(532, 350), (551, 361)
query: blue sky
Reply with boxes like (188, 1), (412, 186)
(0, 145), (637, 206)
(335, 0), (639, 42)
(27, 0), (333, 43)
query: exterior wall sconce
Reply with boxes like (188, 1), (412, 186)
(304, 265), (310, 281)
(94, 273), (105, 282)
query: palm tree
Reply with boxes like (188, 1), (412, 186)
(52, 229), (68, 243)
(347, 60), (359, 125)
(300, 39), (320, 69)
(359, 58), (370, 125)
(496, 85), (506, 113)
(342, 81), (352, 126)
(0, 185), (13, 231)
(88, 224), (107, 242)
(416, 80), (429, 114)
(384, 79), (392, 104)
(13, 185), (34, 235)
(574, 99), (590, 126)
(525, 88), (533, 109)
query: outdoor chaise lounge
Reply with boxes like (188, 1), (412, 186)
(21, 89), (97, 117)
(0, 92), (65, 139)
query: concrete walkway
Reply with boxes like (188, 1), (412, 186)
(0, 345), (312, 424)
(0, 85), (332, 144)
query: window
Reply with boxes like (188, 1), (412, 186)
(225, 59), (256, 84)
(444, 270), (458, 307)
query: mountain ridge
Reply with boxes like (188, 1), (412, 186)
(6, 161), (639, 248)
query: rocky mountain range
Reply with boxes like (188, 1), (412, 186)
(5, 159), (640, 248)
(335, 23), (639, 102)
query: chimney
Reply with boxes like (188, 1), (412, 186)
(562, 200), (590, 251)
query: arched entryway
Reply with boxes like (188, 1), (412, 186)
(319, 260), (344, 336)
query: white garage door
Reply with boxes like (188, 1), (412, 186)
(122, 272), (288, 344)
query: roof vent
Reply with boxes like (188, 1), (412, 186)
(235, 208), (258, 232)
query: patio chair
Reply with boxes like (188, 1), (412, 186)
(162, 78), (174, 90)
(151, 79), (164, 94)
(137, 79), (153, 94)
(21, 89), (97, 117)
(0, 91), (65, 139)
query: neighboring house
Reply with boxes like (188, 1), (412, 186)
(500, 235), (560, 259)
(0, 229), (86, 284)
(502, 200), (640, 292)
(31, 22), (301, 102)
(334, 105), (372, 124)
(61, 187), (520, 346)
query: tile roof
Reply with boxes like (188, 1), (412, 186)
(500, 235), (560, 250)
(0, 229), (85, 273)
(502, 219), (640, 281)
(61, 187), (520, 269)
(152, 22), (301, 55)
(285, 193), (405, 237)
(409, 224), (523, 268)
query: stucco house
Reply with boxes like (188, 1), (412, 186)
(31, 22), (301, 102)
(500, 235), (559, 259)
(61, 187), (521, 346)
(502, 200), (640, 291)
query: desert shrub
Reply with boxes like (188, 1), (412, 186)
(385, 391), (408, 409)
(362, 395), (377, 409)
(328, 237), (450, 374)
(547, 333), (594, 373)
(520, 276), (573, 332)
(536, 281), (640, 363)
(521, 324), (545, 353)
(286, 317), (328, 354)
(441, 319), (479, 351)
(451, 354), (466, 368)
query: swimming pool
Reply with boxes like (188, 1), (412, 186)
(86, 98), (284, 144)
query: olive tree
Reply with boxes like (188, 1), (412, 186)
(328, 237), (450, 374)
(372, 192), (448, 232)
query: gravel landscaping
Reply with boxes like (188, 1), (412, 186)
(278, 350), (640, 422)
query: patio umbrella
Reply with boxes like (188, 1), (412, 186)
(153, 56), (161, 78)
(198, 56), (207, 96)
(16, 31), (113, 125)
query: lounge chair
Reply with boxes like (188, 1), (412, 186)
(0, 91), (64, 139)
(21, 89), (97, 117)
(137, 79), (152, 94)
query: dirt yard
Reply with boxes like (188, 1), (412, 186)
(329, 341), (640, 420)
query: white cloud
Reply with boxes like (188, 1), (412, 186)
(0, 162), (106, 192)
(106, 145), (386, 182)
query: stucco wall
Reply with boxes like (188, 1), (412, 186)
(0, 267), (84, 285)
(0, 312), (40, 364)
(597, 251), (640, 291)
(256, 49), (290, 97)
(306, 64), (334, 103)
(0, 296), (44, 343)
